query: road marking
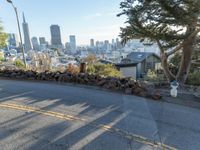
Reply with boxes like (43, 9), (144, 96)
(0, 103), (177, 150)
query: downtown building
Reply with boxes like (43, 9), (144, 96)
(39, 37), (48, 50)
(50, 25), (62, 49)
(69, 35), (76, 54)
(22, 13), (32, 52)
(90, 39), (95, 47)
(31, 37), (40, 50)
(39, 37), (47, 45)
(8, 33), (19, 48)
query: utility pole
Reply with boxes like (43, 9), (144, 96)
(6, 0), (27, 68)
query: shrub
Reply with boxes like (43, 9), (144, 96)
(0, 56), (5, 62)
(86, 63), (122, 78)
(14, 59), (25, 69)
(83, 55), (97, 64)
(144, 69), (165, 82)
(87, 64), (95, 74)
(66, 64), (79, 74)
(186, 72), (200, 86)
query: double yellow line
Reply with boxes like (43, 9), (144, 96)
(0, 103), (177, 150)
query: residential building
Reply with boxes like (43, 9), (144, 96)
(116, 52), (161, 79)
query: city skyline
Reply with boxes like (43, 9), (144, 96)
(1, 0), (125, 45)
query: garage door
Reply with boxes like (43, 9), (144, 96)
(120, 67), (137, 78)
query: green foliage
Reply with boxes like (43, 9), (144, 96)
(87, 63), (122, 78)
(186, 72), (200, 86)
(169, 51), (200, 73)
(86, 64), (95, 74)
(0, 52), (5, 62)
(118, 1), (200, 83)
(0, 21), (7, 48)
(15, 59), (25, 69)
(0, 56), (5, 62)
(144, 69), (165, 82)
(118, 0), (200, 47)
(169, 53), (181, 68)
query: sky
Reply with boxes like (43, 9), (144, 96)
(0, 0), (126, 45)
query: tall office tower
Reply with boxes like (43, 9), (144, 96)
(90, 39), (95, 47)
(112, 39), (115, 45)
(96, 41), (99, 48)
(31, 37), (40, 50)
(39, 37), (46, 45)
(50, 25), (62, 47)
(104, 40), (110, 51)
(22, 13), (32, 52)
(69, 35), (76, 54)
(8, 33), (19, 47)
(116, 38), (122, 49)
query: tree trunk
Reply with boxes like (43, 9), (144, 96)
(176, 25), (197, 84)
(161, 52), (176, 82)
(176, 40), (194, 84)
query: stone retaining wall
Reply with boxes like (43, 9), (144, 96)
(0, 69), (162, 100)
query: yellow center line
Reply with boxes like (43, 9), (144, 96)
(0, 103), (177, 150)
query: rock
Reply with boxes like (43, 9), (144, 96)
(10, 72), (17, 78)
(194, 86), (200, 99)
(103, 84), (111, 89)
(125, 88), (132, 94)
(40, 73), (46, 80)
(138, 91), (148, 97)
(133, 87), (144, 95)
(26, 70), (35, 78)
(97, 79), (107, 86)
(58, 74), (69, 82)
(0, 68), (164, 99)
(54, 72), (61, 81)
(151, 90), (162, 100)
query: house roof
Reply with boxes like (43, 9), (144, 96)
(99, 59), (113, 65)
(121, 52), (160, 64)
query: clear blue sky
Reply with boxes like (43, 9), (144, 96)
(0, 0), (126, 45)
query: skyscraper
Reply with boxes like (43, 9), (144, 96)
(31, 37), (39, 50)
(112, 39), (115, 46)
(50, 25), (62, 47)
(8, 33), (19, 47)
(39, 37), (46, 45)
(22, 13), (32, 52)
(69, 35), (76, 53)
(90, 39), (94, 47)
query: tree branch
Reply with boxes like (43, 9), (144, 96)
(166, 43), (183, 56)
(166, 28), (200, 57)
(156, 39), (164, 53)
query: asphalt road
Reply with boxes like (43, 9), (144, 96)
(0, 79), (200, 150)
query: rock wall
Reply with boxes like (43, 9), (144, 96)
(0, 69), (162, 100)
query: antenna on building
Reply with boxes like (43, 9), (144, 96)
(23, 12), (26, 23)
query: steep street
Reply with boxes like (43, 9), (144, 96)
(0, 79), (200, 150)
